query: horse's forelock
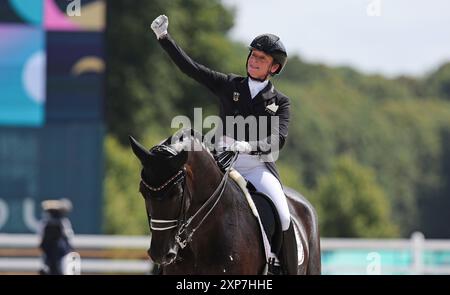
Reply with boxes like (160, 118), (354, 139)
(171, 141), (187, 153)
(154, 129), (214, 163)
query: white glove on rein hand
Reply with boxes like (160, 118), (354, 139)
(229, 141), (253, 154)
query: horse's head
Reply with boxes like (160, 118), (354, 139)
(129, 135), (189, 265)
(128, 131), (286, 274)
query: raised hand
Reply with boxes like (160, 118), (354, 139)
(151, 15), (169, 39)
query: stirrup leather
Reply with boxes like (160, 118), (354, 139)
(267, 257), (283, 275)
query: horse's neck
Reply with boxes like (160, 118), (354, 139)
(186, 149), (223, 205)
(186, 149), (256, 234)
(173, 162), (265, 274)
(184, 150), (247, 234)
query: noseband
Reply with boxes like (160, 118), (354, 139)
(140, 151), (238, 253)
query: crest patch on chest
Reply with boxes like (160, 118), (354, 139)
(265, 102), (279, 115)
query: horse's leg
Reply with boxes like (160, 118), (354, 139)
(304, 203), (321, 275)
(306, 229), (321, 275)
(285, 189), (322, 275)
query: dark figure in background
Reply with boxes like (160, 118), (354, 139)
(38, 199), (74, 275)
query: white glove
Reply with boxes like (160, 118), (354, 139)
(228, 141), (252, 154)
(151, 15), (168, 39)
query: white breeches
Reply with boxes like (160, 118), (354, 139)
(234, 154), (291, 231)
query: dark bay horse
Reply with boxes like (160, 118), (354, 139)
(129, 133), (321, 274)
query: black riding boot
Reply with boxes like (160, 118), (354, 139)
(279, 222), (298, 275)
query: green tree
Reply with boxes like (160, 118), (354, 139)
(276, 60), (450, 236)
(103, 135), (148, 235)
(425, 62), (450, 100)
(313, 155), (398, 238)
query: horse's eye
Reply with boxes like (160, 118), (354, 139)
(166, 184), (182, 199)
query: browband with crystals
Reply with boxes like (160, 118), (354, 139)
(141, 168), (185, 192)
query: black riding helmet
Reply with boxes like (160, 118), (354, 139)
(247, 33), (287, 75)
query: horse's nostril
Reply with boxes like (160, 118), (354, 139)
(147, 249), (155, 261)
(165, 252), (176, 262)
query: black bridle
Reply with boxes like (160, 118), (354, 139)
(140, 150), (238, 257)
(141, 167), (187, 231)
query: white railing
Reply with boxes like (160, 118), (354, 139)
(0, 234), (149, 249)
(1, 232), (450, 274)
(321, 232), (450, 275)
(0, 234), (152, 274)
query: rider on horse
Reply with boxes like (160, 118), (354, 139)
(151, 15), (297, 274)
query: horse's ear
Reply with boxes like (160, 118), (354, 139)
(129, 135), (151, 165)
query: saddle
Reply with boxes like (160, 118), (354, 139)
(246, 181), (283, 256)
(217, 152), (305, 274)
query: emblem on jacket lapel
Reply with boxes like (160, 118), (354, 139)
(233, 92), (240, 102)
(265, 102), (279, 115)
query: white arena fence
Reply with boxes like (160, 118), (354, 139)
(0, 232), (449, 274)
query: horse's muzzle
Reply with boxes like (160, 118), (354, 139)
(148, 245), (179, 266)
